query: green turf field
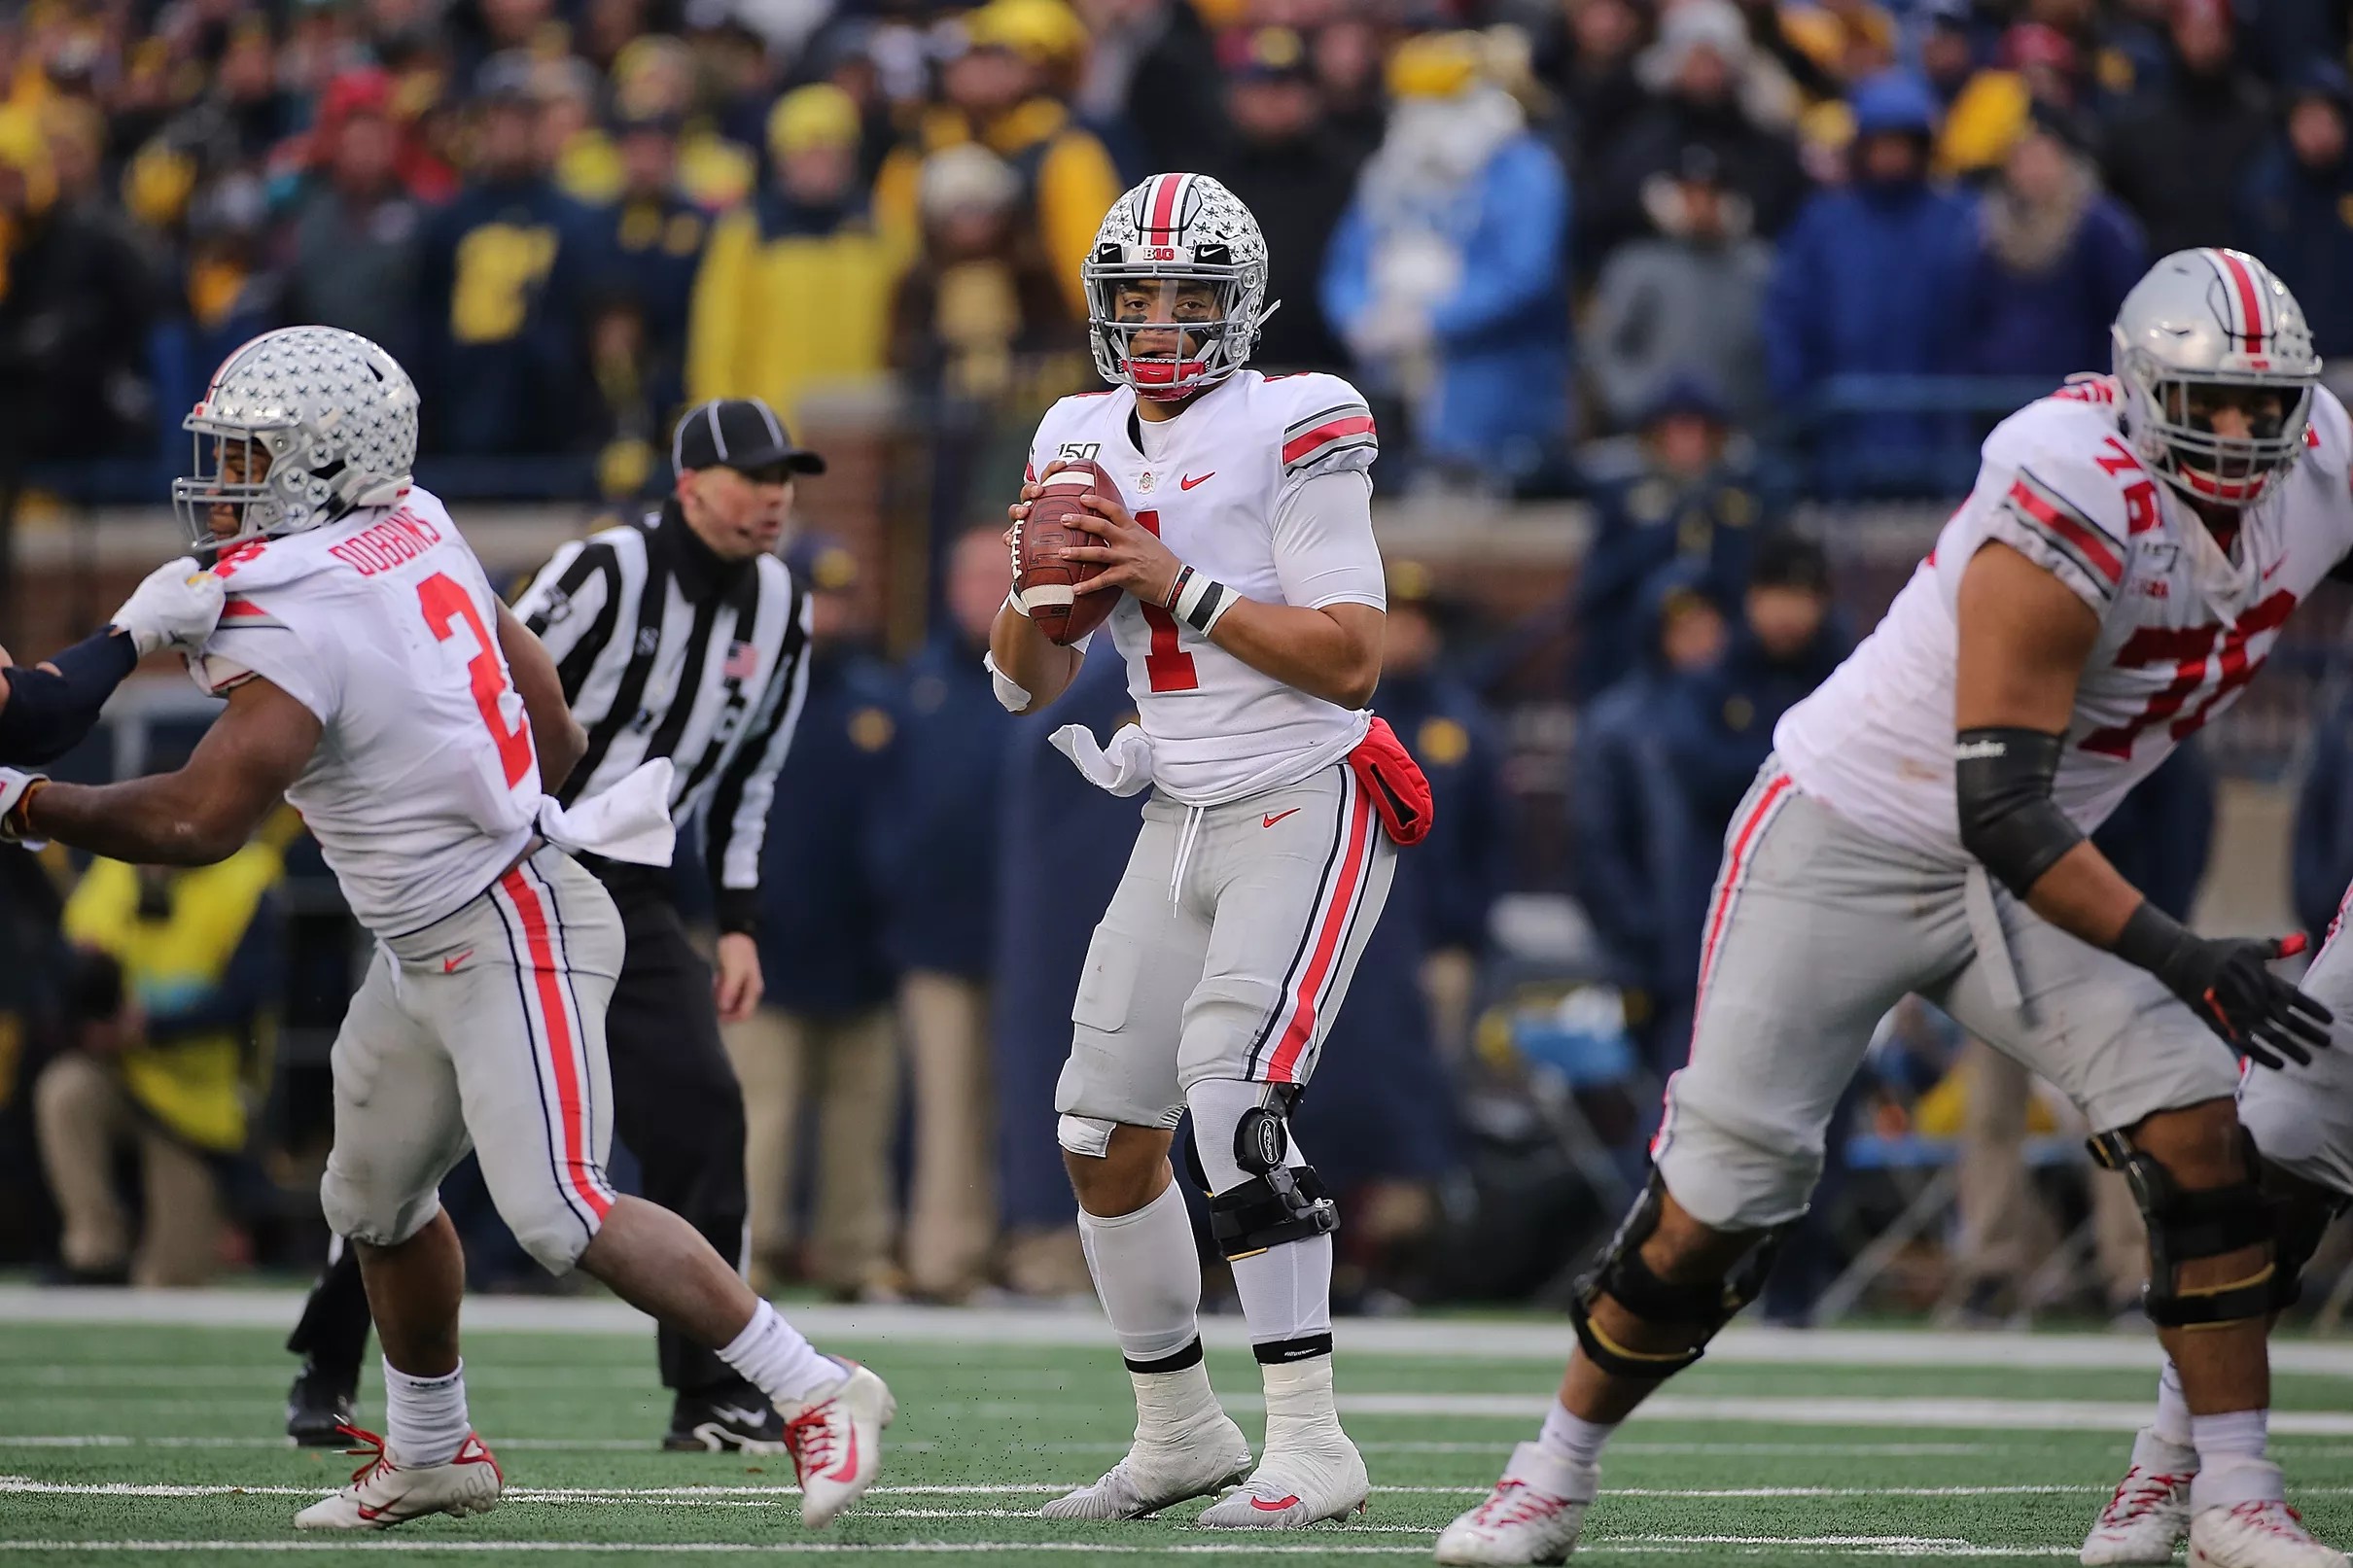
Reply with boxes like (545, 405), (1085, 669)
(3, 1293), (2350, 1566)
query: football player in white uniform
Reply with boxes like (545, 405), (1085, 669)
(0, 328), (891, 1535)
(1436, 250), (2353, 1568)
(988, 173), (1432, 1529)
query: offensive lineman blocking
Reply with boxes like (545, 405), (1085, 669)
(988, 172), (1432, 1528)
(1437, 250), (2353, 1568)
(0, 328), (890, 1535)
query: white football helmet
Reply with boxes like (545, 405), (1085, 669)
(174, 326), (420, 549)
(2111, 248), (2319, 507)
(1083, 173), (1275, 401)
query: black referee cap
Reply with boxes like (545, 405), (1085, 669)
(672, 399), (827, 478)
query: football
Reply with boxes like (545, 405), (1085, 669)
(1017, 462), (1125, 646)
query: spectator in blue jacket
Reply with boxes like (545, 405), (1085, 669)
(877, 524), (1021, 1301)
(416, 54), (605, 457)
(992, 645), (1144, 1300)
(1570, 565), (1729, 1074)
(2236, 65), (2353, 366)
(1322, 32), (1572, 484)
(595, 108), (707, 430)
(723, 538), (902, 1300)
(1573, 376), (1766, 697)
(1763, 71), (1977, 496)
(1959, 110), (2146, 380)
(1659, 532), (1850, 990)
(1368, 564), (1514, 1063)
(2292, 680), (2353, 939)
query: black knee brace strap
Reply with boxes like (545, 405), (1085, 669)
(2257, 1159), (2352, 1315)
(1568, 1172), (1788, 1380)
(1209, 1165), (1338, 1261)
(2090, 1131), (2278, 1329)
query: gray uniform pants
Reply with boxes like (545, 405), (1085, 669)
(1656, 761), (2241, 1231)
(2239, 905), (2353, 1197)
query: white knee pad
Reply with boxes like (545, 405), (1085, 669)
(1057, 1114), (1117, 1159)
(318, 1164), (442, 1253)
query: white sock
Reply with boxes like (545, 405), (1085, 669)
(1538, 1398), (1617, 1470)
(1077, 1180), (1218, 1441)
(2188, 1411), (2279, 1511)
(1186, 1078), (1334, 1347)
(2191, 1409), (2269, 1467)
(717, 1300), (841, 1408)
(2153, 1359), (2194, 1450)
(1261, 1351), (1341, 1451)
(382, 1358), (470, 1469)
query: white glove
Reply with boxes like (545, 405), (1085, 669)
(111, 557), (226, 656)
(0, 768), (51, 850)
(1049, 722), (1155, 797)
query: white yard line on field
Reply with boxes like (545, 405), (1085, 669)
(14, 1475), (2353, 1504)
(6, 1286), (2351, 1376)
(0, 1541), (2091, 1559)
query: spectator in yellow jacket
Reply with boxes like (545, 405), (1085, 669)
(685, 83), (901, 426)
(34, 837), (285, 1286)
(871, 0), (1120, 320)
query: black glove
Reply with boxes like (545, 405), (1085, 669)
(2114, 902), (2335, 1070)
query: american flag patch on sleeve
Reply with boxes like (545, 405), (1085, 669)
(722, 641), (760, 681)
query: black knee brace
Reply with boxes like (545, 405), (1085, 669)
(1209, 1166), (1338, 1260)
(2090, 1131), (2277, 1328)
(2256, 1155), (2352, 1315)
(1568, 1171), (1788, 1380)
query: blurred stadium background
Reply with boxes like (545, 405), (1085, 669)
(3, 0), (2353, 1340)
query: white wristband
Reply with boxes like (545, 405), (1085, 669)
(1003, 587), (1030, 618)
(1174, 569), (1235, 634)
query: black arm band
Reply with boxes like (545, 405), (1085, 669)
(714, 888), (760, 939)
(0, 630), (136, 765)
(1954, 726), (2083, 899)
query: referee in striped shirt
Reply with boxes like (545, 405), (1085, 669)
(284, 399), (819, 1453)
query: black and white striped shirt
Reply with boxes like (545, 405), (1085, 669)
(512, 502), (811, 933)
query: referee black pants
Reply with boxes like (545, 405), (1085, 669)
(290, 860), (755, 1402)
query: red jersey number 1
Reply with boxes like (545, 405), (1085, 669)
(1133, 509), (1199, 693)
(418, 572), (535, 786)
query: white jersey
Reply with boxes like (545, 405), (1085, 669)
(1028, 369), (1387, 805)
(1779, 381), (2353, 863)
(190, 486), (545, 937)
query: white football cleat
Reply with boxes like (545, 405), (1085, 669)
(2083, 1429), (2197, 1566)
(2189, 1498), (2350, 1568)
(293, 1426), (503, 1529)
(1196, 1428), (1369, 1528)
(784, 1359), (896, 1529)
(1039, 1411), (1254, 1520)
(1433, 1442), (1598, 1565)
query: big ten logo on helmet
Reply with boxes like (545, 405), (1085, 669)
(1056, 441), (1102, 463)
(330, 510), (442, 576)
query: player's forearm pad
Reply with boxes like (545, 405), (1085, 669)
(0, 630), (137, 765)
(1954, 725), (2083, 900)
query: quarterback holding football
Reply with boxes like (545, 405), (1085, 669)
(987, 171), (1433, 1529)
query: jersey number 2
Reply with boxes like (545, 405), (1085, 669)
(419, 572), (535, 787)
(1134, 509), (1199, 693)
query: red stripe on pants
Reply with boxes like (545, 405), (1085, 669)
(1264, 784), (1377, 1084)
(501, 868), (612, 1220)
(1691, 772), (1793, 1029)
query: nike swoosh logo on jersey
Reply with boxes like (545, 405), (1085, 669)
(1180, 471), (1215, 490)
(442, 949), (474, 973)
(1262, 809), (1301, 828)
(2262, 557), (2286, 580)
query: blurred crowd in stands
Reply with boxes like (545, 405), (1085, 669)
(1, 0), (2349, 503)
(3, 0), (2353, 1317)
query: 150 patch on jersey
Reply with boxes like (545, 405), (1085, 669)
(1055, 441), (1102, 463)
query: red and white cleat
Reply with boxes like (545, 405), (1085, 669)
(293, 1425), (503, 1530)
(2082, 1429), (2197, 1566)
(1433, 1442), (1598, 1566)
(2190, 1498), (2351, 1568)
(1196, 1431), (1368, 1529)
(785, 1359), (896, 1529)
